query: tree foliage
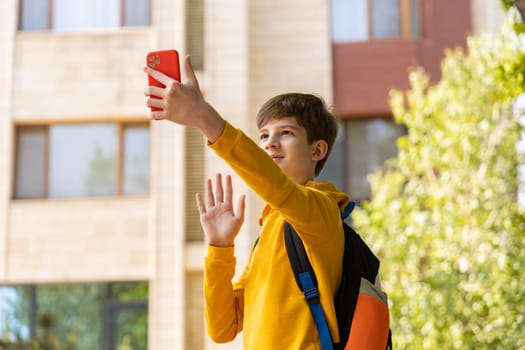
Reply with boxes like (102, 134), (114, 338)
(1, 283), (148, 350)
(352, 16), (525, 349)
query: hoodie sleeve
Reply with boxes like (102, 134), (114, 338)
(204, 245), (247, 342)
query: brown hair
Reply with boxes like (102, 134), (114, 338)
(256, 93), (338, 176)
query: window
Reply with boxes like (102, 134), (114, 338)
(344, 119), (406, 201)
(19, 0), (151, 32)
(331, 0), (421, 42)
(14, 122), (150, 199)
(0, 282), (148, 350)
(123, 125), (151, 195)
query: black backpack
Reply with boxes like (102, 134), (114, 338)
(284, 201), (392, 350)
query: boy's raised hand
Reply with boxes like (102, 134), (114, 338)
(144, 55), (224, 143)
(196, 173), (246, 247)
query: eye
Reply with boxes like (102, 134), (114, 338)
(259, 133), (268, 140)
(281, 130), (293, 136)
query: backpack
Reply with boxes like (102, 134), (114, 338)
(284, 201), (392, 350)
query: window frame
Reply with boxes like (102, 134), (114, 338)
(13, 121), (150, 200)
(343, 117), (407, 202)
(17, 0), (150, 31)
(13, 126), (50, 198)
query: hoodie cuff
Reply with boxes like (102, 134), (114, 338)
(208, 121), (241, 156)
(207, 245), (235, 263)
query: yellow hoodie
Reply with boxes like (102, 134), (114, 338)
(205, 122), (350, 349)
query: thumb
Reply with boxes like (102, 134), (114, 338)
(184, 55), (200, 89)
(236, 194), (246, 222)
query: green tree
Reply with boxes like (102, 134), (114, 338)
(352, 16), (525, 349)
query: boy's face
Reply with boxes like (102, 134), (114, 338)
(258, 116), (324, 184)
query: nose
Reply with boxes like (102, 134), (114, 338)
(264, 134), (280, 150)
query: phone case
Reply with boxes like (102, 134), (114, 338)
(146, 49), (181, 111)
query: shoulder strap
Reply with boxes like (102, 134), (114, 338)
(284, 222), (334, 350)
(334, 223), (381, 347)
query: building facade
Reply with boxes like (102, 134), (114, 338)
(0, 0), (503, 349)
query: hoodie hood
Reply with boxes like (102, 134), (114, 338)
(306, 180), (351, 215)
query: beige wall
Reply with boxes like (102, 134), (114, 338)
(7, 198), (150, 282)
(248, 0), (333, 106)
(0, 0), (17, 282)
(147, 0), (187, 348)
(1, 0), (336, 349)
(12, 31), (151, 121)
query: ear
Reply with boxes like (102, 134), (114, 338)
(311, 140), (328, 161)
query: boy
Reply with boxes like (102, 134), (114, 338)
(144, 56), (350, 349)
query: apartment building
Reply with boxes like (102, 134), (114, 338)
(0, 0), (502, 349)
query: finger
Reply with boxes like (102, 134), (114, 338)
(206, 178), (215, 207)
(195, 193), (206, 214)
(184, 55), (200, 90)
(150, 111), (165, 120)
(144, 66), (172, 87)
(144, 86), (165, 97)
(225, 174), (233, 205)
(215, 173), (224, 203)
(236, 194), (246, 221)
(145, 96), (165, 109)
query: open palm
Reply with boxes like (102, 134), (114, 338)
(196, 173), (246, 247)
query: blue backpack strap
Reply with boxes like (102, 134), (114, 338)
(342, 200), (356, 220)
(284, 222), (334, 350)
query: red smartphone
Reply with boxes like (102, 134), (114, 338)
(146, 49), (181, 112)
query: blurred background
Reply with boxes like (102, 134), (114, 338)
(0, 0), (522, 349)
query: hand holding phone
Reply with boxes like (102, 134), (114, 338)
(146, 49), (181, 112)
(144, 53), (225, 142)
